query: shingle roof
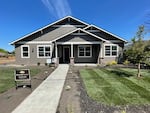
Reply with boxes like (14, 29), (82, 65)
(10, 16), (89, 45)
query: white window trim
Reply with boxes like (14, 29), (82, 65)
(104, 44), (118, 57)
(78, 45), (92, 58)
(37, 45), (51, 58)
(21, 45), (30, 58)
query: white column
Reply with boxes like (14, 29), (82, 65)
(55, 42), (58, 58)
(71, 43), (73, 58)
(100, 42), (103, 58)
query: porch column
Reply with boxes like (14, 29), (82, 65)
(55, 43), (58, 58)
(55, 42), (59, 67)
(100, 42), (104, 64)
(71, 43), (73, 58)
(70, 43), (74, 65)
(100, 42), (103, 58)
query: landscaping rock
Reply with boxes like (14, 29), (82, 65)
(65, 85), (71, 90)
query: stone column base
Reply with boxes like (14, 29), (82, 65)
(98, 57), (104, 64)
(55, 57), (59, 67)
(70, 57), (74, 66)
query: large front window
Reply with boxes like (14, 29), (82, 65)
(37, 45), (51, 58)
(105, 45), (118, 56)
(21, 45), (30, 58)
(78, 45), (92, 57)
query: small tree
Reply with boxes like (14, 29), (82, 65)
(125, 25), (150, 77)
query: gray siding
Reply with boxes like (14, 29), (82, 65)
(15, 44), (52, 65)
(101, 42), (124, 64)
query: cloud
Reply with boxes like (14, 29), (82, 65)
(41, 0), (72, 19)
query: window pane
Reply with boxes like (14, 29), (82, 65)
(39, 47), (44, 51)
(105, 51), (110, 56)
(86, 47), (90, 51)
(79, 47), (84, 51)
(79, 52), (84, 56)
(39, 52), (44, 57)
(86, 51), (90, 56)
(45, 47), (50, 51)
(45, 52), (50, 57)
(23, 47), (28, 51)
(105, 46), (110, 50)
(112, 46), (117, 50)
(112, 51), (117, 56)
(23, 53), (28, 57)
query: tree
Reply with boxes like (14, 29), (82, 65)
(125, 25), (150, 77)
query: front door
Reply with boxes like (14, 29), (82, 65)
(63, 47), (70, 63)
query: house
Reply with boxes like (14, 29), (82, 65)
(10, 16), (127, 65)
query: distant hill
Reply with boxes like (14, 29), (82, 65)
(0, 48), (8, 57)
(0, 48), (8, 54)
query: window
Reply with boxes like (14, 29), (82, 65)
(21, 45), (30, 58)
(105, 45), (118, 57)
(37, 45), (51, 58)
(78, 45), (92, 57)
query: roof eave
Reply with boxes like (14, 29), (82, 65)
(84, 25), (128, 43)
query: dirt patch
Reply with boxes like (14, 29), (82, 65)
(58, 66), (150, 113)
(0, 57), (15, 64)
(57, 66), (82, 113)
(0, 66), (55, 113)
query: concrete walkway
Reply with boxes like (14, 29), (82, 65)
(12, 64), (69, 113)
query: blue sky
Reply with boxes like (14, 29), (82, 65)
(0, 0), (150, 51)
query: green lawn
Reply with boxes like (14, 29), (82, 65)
(80, 68), (150, 106)
(0, 67), (41, 93)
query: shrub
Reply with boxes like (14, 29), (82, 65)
(106, 60), (117, 66)
(123, 60), (130, 65)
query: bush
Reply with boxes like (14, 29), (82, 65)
(106, 60), (117, 66)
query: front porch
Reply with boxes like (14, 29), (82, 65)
(54, 42), (103, 65)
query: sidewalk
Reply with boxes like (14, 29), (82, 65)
(12, 64), (69, 113)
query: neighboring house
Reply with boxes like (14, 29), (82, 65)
(10, 16), (127, 65)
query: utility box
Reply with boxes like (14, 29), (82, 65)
(14, 69), (31, 89)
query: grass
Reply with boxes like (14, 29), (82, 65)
(0, 66), (41, 93)
(80, 68), (150, 106)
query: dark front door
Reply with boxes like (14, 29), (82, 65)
(63, 47), (70, 63)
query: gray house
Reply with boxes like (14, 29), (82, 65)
(10, 16), (127, 65)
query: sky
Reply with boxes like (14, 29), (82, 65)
(0, 0), (150, 52)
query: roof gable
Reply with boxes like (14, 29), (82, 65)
(84, 25), (127, 43)
(10, 16), (89, 45)
(52, 28), (107, 42)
